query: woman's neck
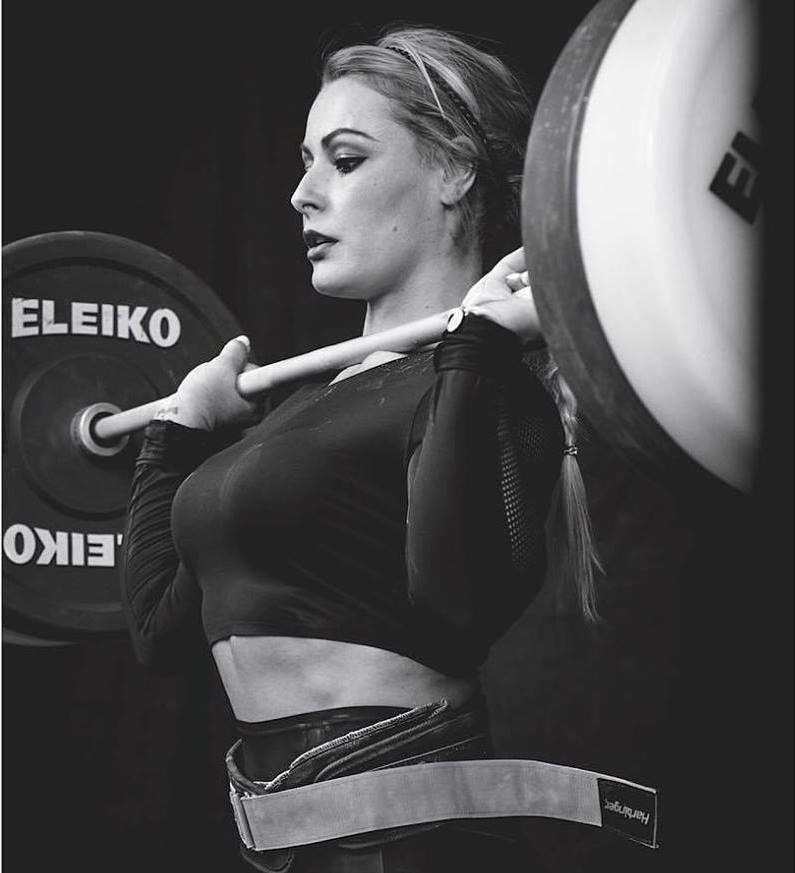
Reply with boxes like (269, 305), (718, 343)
(361, 251), (482, 337)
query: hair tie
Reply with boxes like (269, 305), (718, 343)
(384, 44), (492, 157)
(563, 444), (578, 457)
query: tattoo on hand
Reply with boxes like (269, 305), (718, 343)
(154, 405), (180, 419)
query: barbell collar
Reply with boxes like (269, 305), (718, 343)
(71, 403), (129, 457)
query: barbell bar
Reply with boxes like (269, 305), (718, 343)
(85, 309), (458, 446)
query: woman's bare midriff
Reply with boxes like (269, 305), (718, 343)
(210, 357), (476, 722)
(212, 636), (478, 722)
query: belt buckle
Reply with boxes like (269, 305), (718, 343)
(229, 782), (255, 849)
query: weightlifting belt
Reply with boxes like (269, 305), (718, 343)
(226, 700), (659, 852)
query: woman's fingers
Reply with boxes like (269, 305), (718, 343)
(463, 250), (528, 302)
(505, 271), (530, 293)
(459, 250), (540, 342)
(167, 334), (264, 430)
(462, 269), (529, 309)
(489, 247), (526, 281)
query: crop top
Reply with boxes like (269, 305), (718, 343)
(120, 315), (564, 677)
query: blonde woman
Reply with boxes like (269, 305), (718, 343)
(122, 26), (597, 872)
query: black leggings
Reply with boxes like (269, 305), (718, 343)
(231, 702), (530, 873)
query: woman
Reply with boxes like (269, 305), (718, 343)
(122, 25), (597, 872)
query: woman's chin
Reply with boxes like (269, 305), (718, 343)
(310, 271), (361, 301)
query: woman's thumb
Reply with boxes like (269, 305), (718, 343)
(218, 335), (251, 370)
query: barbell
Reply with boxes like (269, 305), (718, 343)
(2, 0), (760, 643)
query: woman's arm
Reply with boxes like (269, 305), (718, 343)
(120, 422), (221, 669)
(404, 315), (563, 645)
(121, 336), (258, 669)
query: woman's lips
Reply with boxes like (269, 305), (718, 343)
(303, 230), (337, 261)
(306, 240), (336, 260)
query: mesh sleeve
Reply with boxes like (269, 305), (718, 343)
(405, 317), (563, 647)
(495, 374), (563, 579)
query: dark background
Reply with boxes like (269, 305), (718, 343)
(3, 2), (792, 871)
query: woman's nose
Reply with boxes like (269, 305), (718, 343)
(290, 169), (323, 215)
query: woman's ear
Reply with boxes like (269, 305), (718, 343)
(440, 137), (478, 207)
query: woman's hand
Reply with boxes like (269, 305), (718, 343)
(154, 335), (262, 431)
(460, 247), (541, 344)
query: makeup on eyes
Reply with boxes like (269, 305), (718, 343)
(333, 156), (365, 174)
(300, 127), (379, 162)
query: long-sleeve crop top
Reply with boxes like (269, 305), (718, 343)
(121, 315), (564, 677)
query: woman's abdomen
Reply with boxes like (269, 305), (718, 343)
(212, 635), (478, 722)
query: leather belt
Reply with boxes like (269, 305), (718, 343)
(229, 757), (659, 852)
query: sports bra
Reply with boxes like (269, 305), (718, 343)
(121, 315), (564, 677)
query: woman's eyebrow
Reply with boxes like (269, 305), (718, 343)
(322, 127), (379, 148)
(300, 127), (379, 157)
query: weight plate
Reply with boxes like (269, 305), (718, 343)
(11, 355), (155, 517)
(522, 0), (760, 493)
(3, 231), (243, 638)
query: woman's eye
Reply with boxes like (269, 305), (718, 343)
(335, 156), (364, 174)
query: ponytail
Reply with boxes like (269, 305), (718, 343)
(541, 356), (602, 623)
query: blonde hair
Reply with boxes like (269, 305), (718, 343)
(322, 25), (532, 266)
(541, 357), (602, 622)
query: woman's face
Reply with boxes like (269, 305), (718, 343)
(291, 77), (450, 301)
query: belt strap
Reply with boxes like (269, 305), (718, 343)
(229, 758), (659, 852)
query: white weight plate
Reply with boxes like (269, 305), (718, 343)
(576, 0), (760, 491)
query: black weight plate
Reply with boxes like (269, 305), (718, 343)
(3, 231), (243, 637)
(11, 354), (157, 517)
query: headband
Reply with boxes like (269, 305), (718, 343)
(384, 44), (492, 157)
